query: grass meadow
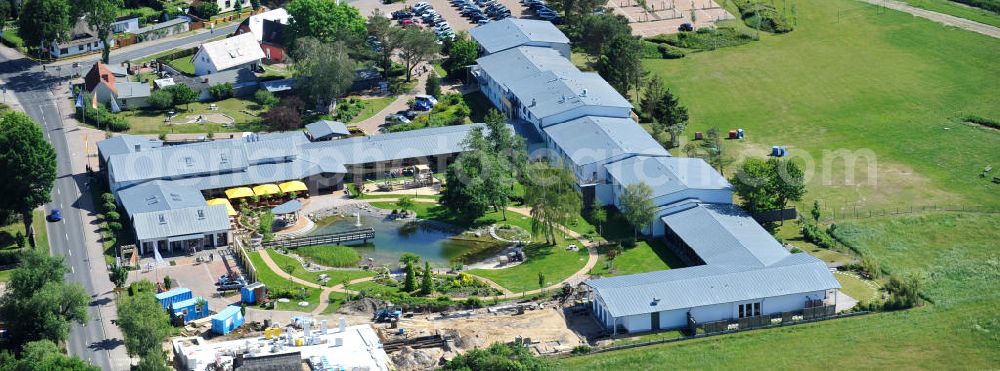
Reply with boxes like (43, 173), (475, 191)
(559, 0), (999, 368)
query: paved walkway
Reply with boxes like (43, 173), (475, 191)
(353, 63), (434, 135)
(857, 0), (1000, 39)
(252, 198), (600, 315)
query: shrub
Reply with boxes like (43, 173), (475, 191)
(77, 105), (130, 132)
(571, 345), (592, 354)
(463, 296), (482, 308)
(207, 83), (233, 100)
(667, 27), (757, 50)
(657, 43), (686, 59)
(101, 193), (116, 204)
(735, 1), (794, 33)
(148, 90), (174, 109)
(883, 275), (922, 310)
(801, 221), (835, 249)
(254, 89), (279, 108)
(191, 1), (220, 19)
(962, 114), (1000, 129)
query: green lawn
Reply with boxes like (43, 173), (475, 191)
(247, 251), (321, 312)
(900, 0), (1000, 28)
(643, 0), (1000, 209)
(0, 209), (49, 250)
(469, 240), (589, 293)
(834, 271), (880, 305)
(266, 249), (373, 285)
(589, 239), (682, 277)
(558, 212), (1000, 369)
(166, 55), (196, 75)
(118, 97), (268, 134)
(290, 245), (361, 268)
(350, 96), (395, 123)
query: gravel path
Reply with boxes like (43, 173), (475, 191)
(857, 0), (1000, 39)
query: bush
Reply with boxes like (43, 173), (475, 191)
(667, 27), (757, 50)
(77, 105), (130, 132)
(735, 1), (794, 33)
(962, 114), (1000, 129)
(657, 43), (686, 59)
(801, 221), (835, 249)
(207, 83), (233, 100)
(883, 275), (922, 310)
(254, 90), (279, 108)
(190, 1), (220, 19)
(463, 296), (483, 308)
(571, 345), (592, 354)
(147, 90), (174, 109)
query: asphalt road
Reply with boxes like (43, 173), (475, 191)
(0, 23), (239, 370)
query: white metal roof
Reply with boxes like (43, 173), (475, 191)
(660, 203), (790, 267)
(469, 18), (569, 54)
(132, 205), (230, 241)
(605, 156), (731, 199)
(197, 33), (266, 72)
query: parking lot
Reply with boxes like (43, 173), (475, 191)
(350, 0), (529, 34)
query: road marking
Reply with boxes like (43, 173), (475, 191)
(65, 233), (69, 241)
(71, 266), (75, 274)
(57, 188), (61, 196)
(68, 249), (72, 256)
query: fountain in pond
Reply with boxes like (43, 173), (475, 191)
(354, 212), (362, 227)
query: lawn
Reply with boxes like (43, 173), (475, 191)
(834, 271), (880, 305)
(349, 96), (395, 123)
(118, 97), (268, 134)
(900, 0), (1000, 28)
(557, 212), (1000, 369)
(289, 245), (361, 268)
(642, 0), (1000, 210)
(247, 251), (322, 312)
(166, 55), (196, 75)
(589, 239), (682, 277)
(265, 249), (373, 286)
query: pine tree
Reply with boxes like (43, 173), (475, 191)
(420, 261), (434, 296)
(403, 261), (417, 292)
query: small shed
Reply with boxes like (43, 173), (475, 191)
(171, 296), (210, 322)
(156, 288), (192, 310)
(211, 305), (245, 335)
(305, 120), (350, 142)
(241, 282), (267, 304)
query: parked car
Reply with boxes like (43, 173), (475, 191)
(415, 94), (439, 106)
(385, 113), (412, 124)
(678, 23), (694, 32)
(48, 208), (62, 222)
(477, 19), (491, 24)
(391, 10), (412, 19)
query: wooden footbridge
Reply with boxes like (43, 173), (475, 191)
(262, 228), (375, 249)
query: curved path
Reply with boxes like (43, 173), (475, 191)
(857, 0), (1000, 39)
(255, 198), (600, 315)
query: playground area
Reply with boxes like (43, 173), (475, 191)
(609, 0), (735, 37)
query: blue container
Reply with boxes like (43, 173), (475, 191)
(241, 282), (265, 304)
(737, 128), (744, 139)
(211, 305), (245, 335)
(171, 296), (209, 322)
(155, 288), (192, 310)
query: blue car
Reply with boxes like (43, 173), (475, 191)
(48, 208), (62, 222)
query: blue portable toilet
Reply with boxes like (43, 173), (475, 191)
(771, 146), (781, 156)
(155, 288), (192, 310)
(171, 297), (209, 323)
(241, 282), (265, 304)
(211, 305), (245, 335)
(737, 128), (744, 139)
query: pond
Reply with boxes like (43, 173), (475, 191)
(308, 214), (505, 265)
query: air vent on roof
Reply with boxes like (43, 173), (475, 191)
(197, 209), (205, 220)
(158, 214), (166, 224)
(184, 157), (194, 167)
(145, 196), (158, 205)
(581, 89), (588, 97)
(651, 298), (660, 306)
(169, 193), (182, 202)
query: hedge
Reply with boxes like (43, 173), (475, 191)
(76, 105), (130, 132)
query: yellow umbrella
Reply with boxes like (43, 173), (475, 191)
(225, 187), (254, 199)
(206, 198), (237, 216)
(252, 184), (281, 197)
(278, 180), (308, 193)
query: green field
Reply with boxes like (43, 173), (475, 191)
(557, 212), (1000, 369)
(0, 210), (50, 282)
(266, 249), (373, 285)
(644, 0), (1000, 210)
(290, 245), (362, 268)
(118, 97), (267, 134)
(247, 251), (322, 312)
(166, 56), (196, 75)
(350, 96), (395, 123)
(900, 0), (1000, 28)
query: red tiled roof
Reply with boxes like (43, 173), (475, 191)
(83, 62), (117, 95)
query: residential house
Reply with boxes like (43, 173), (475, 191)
(137, 18), (191, 41)
(112, 15), (141, 34)
(305, 120), (350, 141)
(50, 20), (113, 59)
(82, 62), (151, 109)
(234, 8), (290, 62)
(191, 33), (265, 76)
(204, 0), (251, 14)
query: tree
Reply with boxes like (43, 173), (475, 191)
(640, 74), (666, 122)
(134, 349), (170, 371)
(653, 88), (688, 148)
(17, 0), (70, 55)
(395, 196), (414, 212)
(442, 36), (477, 81)
(596, 33), (643, 99)
(767, 157), (806, 213)
(117, 281), (172, 359)
(397, 27), (439, 82)
(0, 1), (11, 32)
(589, 201), (606, 236)
(109, 264), (128, 288)
(537, 272), (545, 291)
(0, 111), (56, 247)
(162, 275), (172, 289)
(443, 342), (545, 371)
(605, 245), (621, 271)
(402, 260), (417, 292)
(233, 0), (242, 13)
(523, 162), (581, 245)
(292, 37), (355, 112)
(163, 84), (197, 110)
(76, 0), (122, 63)
(574, 13), (631, 55)
(425, 71), (441, 98)
(619, 183), (655, 238)
(190, 1), (219, 19)
(207, 82), (234, 100)
(811, 200), (821, 223)
(399, 252), (420, 265)
(420, 261), (433, 295)
(263, 105), (301, 130)
(731, 157), (773, 214)
(250, 0), (260, 10)
(367, 10), (403, 78)
(0, 250), (89, 350)
(254, 89), (279, 108)
(285, 0), (365, 45)
(441, 128), (492, 219)
(147, 89), (173, 109)
(6, 340), (99, 370)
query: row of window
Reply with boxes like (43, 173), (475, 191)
(738, 302), (761, 318)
